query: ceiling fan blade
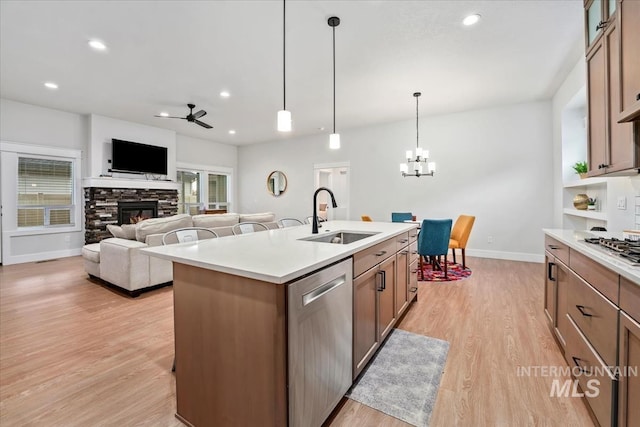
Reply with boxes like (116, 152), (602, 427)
(195, 120), (213, 129)
(193, 110), (207, 119)
(154, 115), (187, 119)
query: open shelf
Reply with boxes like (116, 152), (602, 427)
(563, 208), (607, 220)
(563, 177), (609, 188)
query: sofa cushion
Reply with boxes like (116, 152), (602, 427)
(239, 212), (275, 223)
(135, 214), (193, 242)
(107, 224), (137, 240)
(82, 243), (101, 263)
(192, 213), (240, 228)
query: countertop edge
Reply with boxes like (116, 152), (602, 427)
(543, 229), (640, 286)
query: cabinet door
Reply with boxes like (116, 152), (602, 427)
(619, 311), (640, 427)
(353, 266), (379, 378)
(555, 260), (569, 349)
(618, 0), (640, 121)
(604, 18), (635, 173)
(587, 40), (608, 176)
(586, 0), (604, 49)
(408, 258), (419, 302)
(395, 250), (409, 318)
(544, 253), (556, 326)
(378, 256), (396, 343)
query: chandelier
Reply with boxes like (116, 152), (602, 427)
(400, 92), (436, 177)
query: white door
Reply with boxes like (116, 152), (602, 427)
(313, 162), (349, 221)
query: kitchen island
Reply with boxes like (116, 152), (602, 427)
(142, 220), (419, 427)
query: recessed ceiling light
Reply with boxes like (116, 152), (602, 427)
(463, 14), (481, 26)
(220, 91), (230, 98)
(318, 127), (325, 131)
(228, 130), (236, 135)
(44, 82), (58, 89)
(159, 112), (169, 117)
(88, 39), (107, 50)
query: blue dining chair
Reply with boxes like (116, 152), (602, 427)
(417, 218), (453, 280)
(391, 212), (413, 223)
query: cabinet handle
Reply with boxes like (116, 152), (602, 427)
(409, 287), (418, 293)
(375, 250), (387, 257)
(598, 163), (609, 169)
(636, 93), (640, 101)
(376, 270), (386, 291)
(409, 234), (417, 239)
(547, 262), (556, 282)
(576, 305), (593, 317)
(399, 239), (408, 243)
(400, 250), (409, 255)
(596, 20), (607, 30)
(547, 245), (559, 250)
(572, 356), (590, 374)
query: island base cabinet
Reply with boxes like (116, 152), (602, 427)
(618, 311), (640, 427)
(545, 252), (568, 349)
(378, 256), (396, 342)
(172, 263), (287, 427)
(408, 258), (419, 301)
(353, 265), (380, 379)
(395, 250), (409, 318)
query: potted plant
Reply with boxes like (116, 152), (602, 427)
(587, 197), (597, 210)
(572, 161), (588, 179)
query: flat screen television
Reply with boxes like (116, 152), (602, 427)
(111, 138), (168, 175)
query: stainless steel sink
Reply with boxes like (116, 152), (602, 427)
(299, 231), (379, 244)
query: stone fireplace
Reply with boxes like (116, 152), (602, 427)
(118, 201), (158, 225)
(84, 186), (178, 243)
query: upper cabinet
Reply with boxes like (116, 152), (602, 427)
(618, 0), (640, 122)
(585, 0), (639, 177)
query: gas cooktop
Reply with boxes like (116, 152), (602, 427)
(584, 237), (640, 266)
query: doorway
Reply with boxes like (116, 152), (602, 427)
(313, 162), (349, 221)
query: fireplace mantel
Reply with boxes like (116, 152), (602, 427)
(82, 177), (179, 191)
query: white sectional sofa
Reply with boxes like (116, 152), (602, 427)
(82, 212), (279, 296)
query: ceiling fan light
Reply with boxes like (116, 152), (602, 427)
(277, 109), (292, 132)
(329, 133), (340, 150)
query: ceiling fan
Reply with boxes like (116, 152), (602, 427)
(155, 103), (213, 129)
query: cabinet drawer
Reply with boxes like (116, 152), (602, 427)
(620, 276), (640, 324)
(395, 232), (410, 251)
(409, 241), (418, 263)
(564, 318), (615, 427)
(408, 228), (418, 244)
(566, 270), (618, 366)
(545, 236), (570, 265)
(569, 250), (619, 304)
(353, 238), (396, 278)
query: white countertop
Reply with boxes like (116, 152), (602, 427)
(543, 229), (640, 286)
(142, 220), (418, 284)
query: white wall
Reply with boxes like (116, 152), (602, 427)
(238, 101), (554, 262)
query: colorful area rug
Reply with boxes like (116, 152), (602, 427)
(420, 261), (472, 282)
(346, 329), (449, 426)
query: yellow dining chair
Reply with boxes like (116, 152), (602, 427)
(361, 215), (373, 222)
(449, 215), (475, 269)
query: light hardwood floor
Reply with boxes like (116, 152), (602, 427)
(0, 256), (593, 426)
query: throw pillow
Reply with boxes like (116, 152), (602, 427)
(107, 224), (127, 239)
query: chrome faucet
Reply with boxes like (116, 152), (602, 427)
(312, 187), (338, 234)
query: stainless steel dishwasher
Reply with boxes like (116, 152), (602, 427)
(288, 258), (353, 427)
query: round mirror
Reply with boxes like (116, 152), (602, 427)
(267, 171), (287, 196)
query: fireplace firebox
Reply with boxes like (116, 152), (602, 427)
(118, 201), (158, 225)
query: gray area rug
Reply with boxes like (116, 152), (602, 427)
(346, 328), (449, 426)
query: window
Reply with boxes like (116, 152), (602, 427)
(176, 165), (232, 215)
(17, 157), (74, 227)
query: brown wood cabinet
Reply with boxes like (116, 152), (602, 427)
(617, 0), (640, 122)
(585, 0), (638, 176)
(618, 311), (640, 427)
(545, 251), (569, 348)
(396, 248), (409, 317)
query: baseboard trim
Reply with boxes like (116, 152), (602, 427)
(2, 248), (82, 266)
(466, 249), (544, 263)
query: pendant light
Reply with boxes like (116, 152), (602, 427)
(328, 16), (340, 149)
(277, 0), (292, 132)
(400, 92), (436, 177)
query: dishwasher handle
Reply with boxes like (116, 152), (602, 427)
(302, 275), (346, 306)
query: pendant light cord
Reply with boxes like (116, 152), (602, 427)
(416, 93), (419, 149)
(332, 25), (336, 134)
(283, 0), (286, 110)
